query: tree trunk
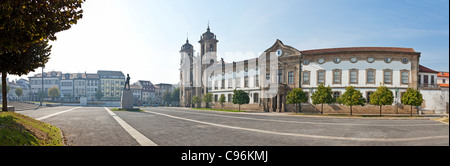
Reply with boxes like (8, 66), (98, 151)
(410, 105), (413, 116)
(321, 103), (324, 114)
(350, 105), (353, 115)
(299, 103), (302, 113)
(2, 71), (7, 112)
(239, 104), (241, 111)
(380, 105), (382, 116)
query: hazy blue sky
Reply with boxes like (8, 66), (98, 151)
(10, 0), (449, 84)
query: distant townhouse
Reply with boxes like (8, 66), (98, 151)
(16, 78), (30, 100)
(60, 73), (74, 101)
(418, 65), (439, 89)
(28, 71), (62, 101)
(437, 72), (449, 88)
(86, 73), (100, 100)
(97, 70), (125, 100)
(136, 80), (156, 105)
(130, 85), (142, 105)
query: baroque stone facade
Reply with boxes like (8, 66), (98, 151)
(180, 26), (422, 113)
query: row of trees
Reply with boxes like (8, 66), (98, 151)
(190, 85), (423, 115)
(286, 84), (424, 116)
(191, 89), (250, 111)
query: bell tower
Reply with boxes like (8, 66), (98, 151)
(180, 37), (194, 107)
(198, 23), (219, 96)
(199, 24), (219, 65)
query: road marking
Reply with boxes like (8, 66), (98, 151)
(104, 107), (157, 146)
(145, 110), (449, 142)
(149, 108), (443, 127)
(36, 107), (81, 120)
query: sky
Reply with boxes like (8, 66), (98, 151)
(9, 0), (449, 84)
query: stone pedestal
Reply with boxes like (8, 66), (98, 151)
(80, 97), (88, 106)
(120, 89), (134, 109)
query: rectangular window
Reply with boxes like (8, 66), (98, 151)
(367, 70), (375, 84)
(424, 75), (429, 84)
(254, 93), (259, 103)
(244, 76), (249, 88)
(228, 78), (232, 89)
(236, 77), (241, 88)
(255, 75), (259, 87)
(214, 80), (218, 90)
(277, 69), (283, 83)
(401, 71), (409, 84)
(228, 94), (232, 103)
(317, 70), (325, 84)
(288, 71), (294, 84)
(333, 70), (341, 84)
(333, 91), (340, 100)
(303, 71), (310, 85)
(384, 70), (392, 84)
(350, 69), (358, 84)
(431, 75), (435, 84)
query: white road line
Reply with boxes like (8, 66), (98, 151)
(145, 110), (449, 142)
(104, 107), (157, 146)
(36, 107), (82, 120)
(149, 108), (443, 127)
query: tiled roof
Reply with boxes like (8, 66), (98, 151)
(419, 65), (439, 73)
(437, 72), (449, 77)
(439, 84), (449, 88)
(97, 70), (125, 77)
(300, 47), (416, 54)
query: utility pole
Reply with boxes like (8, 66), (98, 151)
(40, 66), (44, 106)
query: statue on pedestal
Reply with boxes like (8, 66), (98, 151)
(124, 74), (131, 90)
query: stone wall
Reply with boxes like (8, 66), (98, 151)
(420, 89), (449, 114)
(202, 102), (419, 115)
(286, 103), (418, 115)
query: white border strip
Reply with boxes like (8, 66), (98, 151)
(36, 107), (81, 120)
(104, 107), (157, 146)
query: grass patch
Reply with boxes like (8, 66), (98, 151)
(0, 111), (63, 146)
(111, 108), (144, 112)
(192, 108), (245, 113)
(432, 117), (449, 124)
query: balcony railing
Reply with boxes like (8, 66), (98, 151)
(418, 83), (440, 89)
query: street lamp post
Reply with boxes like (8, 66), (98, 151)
(40, 66), (44, 106)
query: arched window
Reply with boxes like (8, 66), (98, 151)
(210, 44), (214, 51)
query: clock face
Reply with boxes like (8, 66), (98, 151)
(276, 49), (283, 56)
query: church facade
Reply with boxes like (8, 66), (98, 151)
(180, 26), (421, 113)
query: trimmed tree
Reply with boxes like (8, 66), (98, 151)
(338, 86), (365, 115)
(48, 86), (60, 102)
(95, 89), (104, 101)
(15, 87), (23, 100)
(232, 89), (250, 111)
(311, 84), (333, 114)
(370, 86), (394, 116)
(401, 88), (423, 116)
(219, 94), (226, 110)
(286, 88), (309, 113)
(203, 93), (213, 108)
(191, 95), (202, 108)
